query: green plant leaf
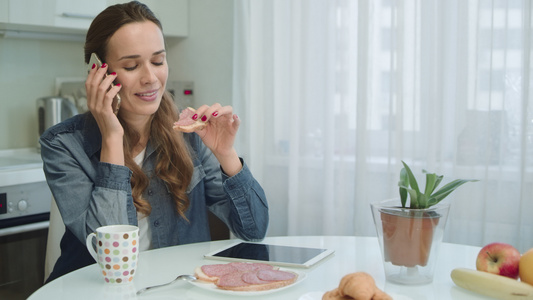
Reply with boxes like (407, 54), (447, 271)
(430, 179), (479, 203)
(399, 188), (408, 207)
(434, 174), (444, 192)
(406, 187), (419, 208)
(422, 169), (444, 194)
(424, 173), (437, 196)
(417, 193), (428, 208)
(398, 161), (478, 208)
(427, 197), (438, 207)
(401, 161), (420, 194)
(399, 182), (420, 208)
(399, 168), (409, 207)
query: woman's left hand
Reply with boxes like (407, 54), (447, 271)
(192, 103), (242, 175)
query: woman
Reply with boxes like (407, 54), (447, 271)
(40, 1), (269, 282)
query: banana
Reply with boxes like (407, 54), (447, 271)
(451, 268), (533, 300)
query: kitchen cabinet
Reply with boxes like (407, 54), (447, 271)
(0, 0), (187, 38)
(149, 0), (188, 37)
(110, 0), (188, 37)
(6, 0), (106, 30)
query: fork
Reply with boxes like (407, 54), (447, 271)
(136, 274), (197, 295)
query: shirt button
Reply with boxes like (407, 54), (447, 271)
(148, 190), (153, 196)
(154, 221), (160, 227)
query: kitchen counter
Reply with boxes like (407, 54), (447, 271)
(0, 148), (46, 186)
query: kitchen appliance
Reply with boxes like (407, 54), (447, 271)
(56, 78), (88, 113)
(167, 80), (195, 108)
(37, 96), (79, 137)
(0, 148), (52, 299)
(0, 181), (51, 228)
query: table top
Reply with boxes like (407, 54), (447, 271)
(29, 236), (491, 299)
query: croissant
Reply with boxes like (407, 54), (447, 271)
(322, 272), (391, 300)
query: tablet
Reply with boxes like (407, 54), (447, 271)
(204, 242), (334, 268)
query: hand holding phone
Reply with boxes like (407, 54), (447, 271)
(88, 53), (122, 115)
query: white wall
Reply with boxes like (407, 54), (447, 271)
(167, 0), (234, 107)
(0, 38), (86, 149)
(0, 0), (234, 150)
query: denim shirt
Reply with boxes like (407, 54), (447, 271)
(40, 113), (269, 282)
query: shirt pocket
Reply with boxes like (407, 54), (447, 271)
(186, 165), (206, 194)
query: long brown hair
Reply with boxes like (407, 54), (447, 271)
(84, 1), (194, 218)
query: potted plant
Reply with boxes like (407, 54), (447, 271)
(371, 161), (477, 284)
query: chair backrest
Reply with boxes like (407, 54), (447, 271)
(208, 210), (230, 240)
(44, 197), (64, 282)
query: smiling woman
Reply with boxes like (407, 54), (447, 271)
(104, 21), (168, 121)
(39, 1), (268, 283)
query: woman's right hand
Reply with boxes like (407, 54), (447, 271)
(86, 63), (124, 138)
(86, 63), (125, 165)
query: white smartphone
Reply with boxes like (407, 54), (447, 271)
(88, 53), (121, 115)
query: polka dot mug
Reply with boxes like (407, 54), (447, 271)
(86, 225), (139, 284)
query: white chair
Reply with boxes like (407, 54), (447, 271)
(44, 197), (65, 282)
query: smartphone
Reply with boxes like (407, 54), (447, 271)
(88, 53), (121, 115)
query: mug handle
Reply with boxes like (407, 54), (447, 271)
(85, 232), (98, 261)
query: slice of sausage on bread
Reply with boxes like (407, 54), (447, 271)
(195, 265), (234, 283)
(216, 269), (298, 292)
(194, 263), (298, 292)
(173, 107), (206, 132)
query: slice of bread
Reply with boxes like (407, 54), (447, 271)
(173, 120), (206, 133)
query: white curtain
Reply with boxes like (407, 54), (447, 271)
(233, 0), (533, 252)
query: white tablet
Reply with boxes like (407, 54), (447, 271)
(204, 241), (334, 268)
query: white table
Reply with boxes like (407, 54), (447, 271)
(28, 236), (490, 299)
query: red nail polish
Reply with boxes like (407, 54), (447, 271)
(110, 72), (116, 76)
(101, 63), (107, 68)
(116, 83), (121, 87)
(92, 63), (96, 69)
(192, 114), (198, 120)
(201, 115), (207, 122)
(212, 111), (218, 117)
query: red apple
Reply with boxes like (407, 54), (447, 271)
(476, 242), (521, 279)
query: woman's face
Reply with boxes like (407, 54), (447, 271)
(106, 21), (168, 120)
